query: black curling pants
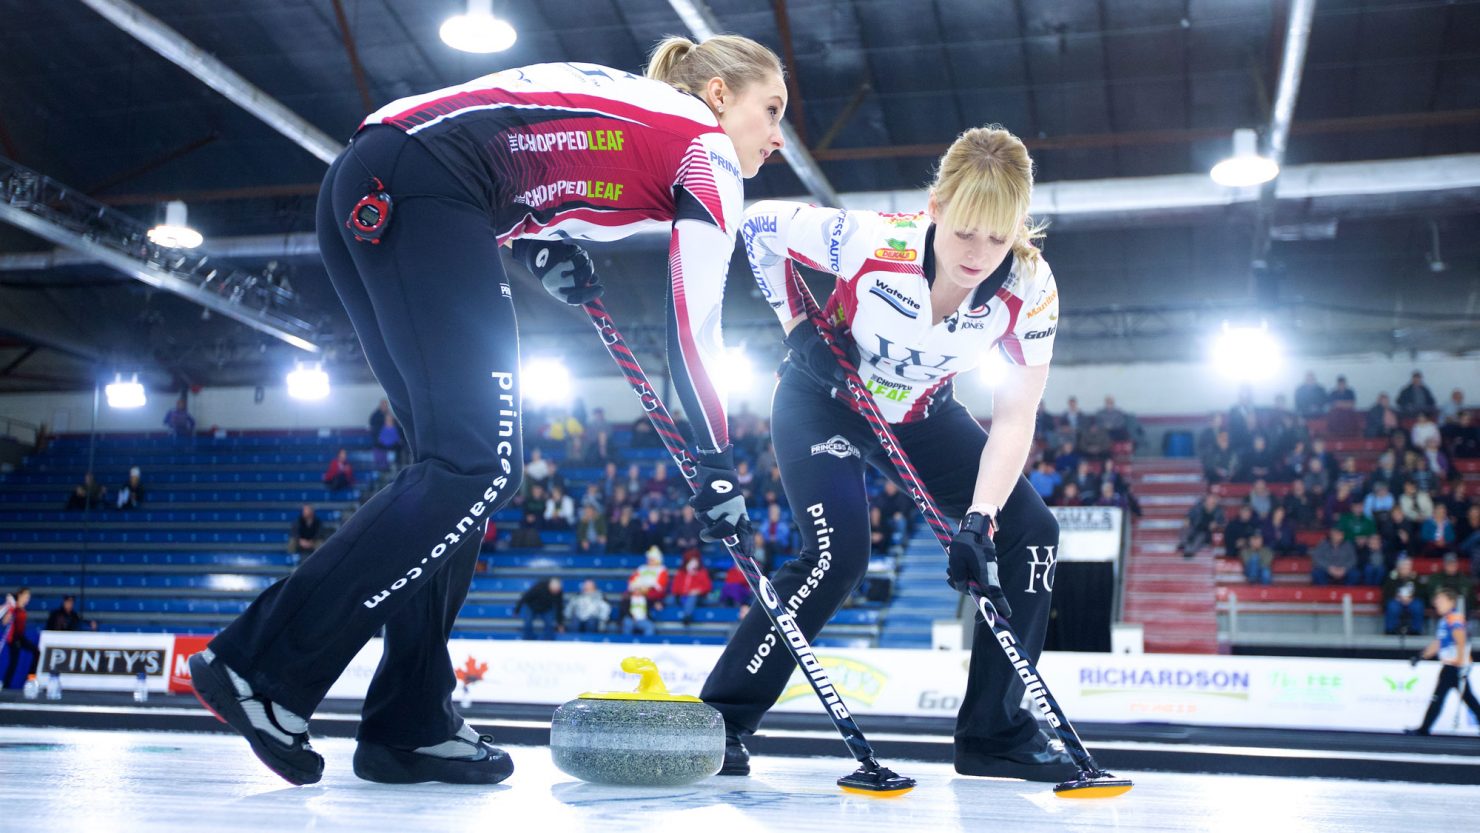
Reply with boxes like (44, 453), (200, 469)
(1418, 665), (1480, 732)
(210, 126), (523, 748)
(701, 366), (1060, 754)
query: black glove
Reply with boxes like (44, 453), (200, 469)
(1409, 654), (1423, 667)
(688, 448), (752, 552)
(512, 238), (603, 305)
(784, 323), (848, 388)
(948, 511), (1012, 620)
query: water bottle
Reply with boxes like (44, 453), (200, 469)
(22, 674), (39, 700)
(45, 671), (61, 700)
(133, 671), (149, 703)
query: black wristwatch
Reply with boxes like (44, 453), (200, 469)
(959, 511), (997, 538)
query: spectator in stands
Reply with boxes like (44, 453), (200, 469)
(1077, 417), (1113, 461)
(524, 448), (552, 493)
(1056, 481), (1084, 507)
(578, 482), (605, 516)
(1240, 531), (1274, 585)
(606, 505), (642, 553)
(1459, 505), (1480, 563)
(1420, 437), (1452, 484)
(543, 409), (584, 446)
(1060, 396), (1085, 438)
(575, 504), (607, 553)
(734, 460), (755, 499)
(1224, 504), (1260, 559)
(1180, 492), (1225, 558)
(3, 587), (41, 687)
(368, 399), (390, 434)
(1028, 459), (1062, 501)
(1096, 396), (1136, 444)
(1335, 457), (1366, 495)
(628, 547), (670, 608)
(1338, 497), (1377, 543)
(1446, 410), (1479, 459)
(1440, 389), (1467, 424)
(636, 508), (670, 552)
(514, 577), (564, 640)
(1411, 412), (1441, 454)
(1329, 375), (1357, 410)
(1396, 371), (1437, 418)
(64, 472), (106, 512)
(1283, 478), (1319, 529)
(291, 505), (323, 560)
(758, 503), (794, 561)
(1246, 479), (1275, 520)
(669, 504), (704, 562)
(565, 580), (610, 634)
(670, 555), (713, 627)
(1399, 480), (1435, 521)
(1227, 386), (1258, 451)
(510, 511), (544, 549)
(323, 448), (354, 491)
(718, 564), (750, 606)
(641, 462), (675, 507)
(583, 431), (616, 467)
(1365, 393), (1400, 438)
(115, 466), (145, 510)
(163, 395), (195, 439)
(44, 595), (97, 632)
(1419, 505), (1457, 555)
(1357, 534), (1387, 585)
(1092, 480), (1127, 510)
(1378, 506), (1416, 565)
(1308, 438), (1336, 476)
(1201, 431), (1238, 485)
(1052, 440), (1082, 477)
(1062, 459), (1093, 497)
(1035, 400), (1057, 440)
(586, 406), (610, 439)
(1383, 557), (1428, 635)
(1281, 439), (1309, 482)
(543, 485), (576, 530)
(869, 506), (893, 555)
(1295, 371), (1328, 418)
(1311, 527), (1360, 586)
(1323, 482), (1354, 528)
(1429, 553), (1473, 608)
(1408, 455), (1439, 497)
(1386, 429), (1411, 462)
(1196, 412), (1226, 460)
(1262, 505), (1300, 556)
(619, 592), (657, 636)
(872, 480), (914, 537)
(1301, 457), (1330, 502)
(1363, 481), (1395, 519)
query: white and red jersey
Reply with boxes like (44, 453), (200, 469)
(743, 201), (1060, 424)
(363, 62), (743, 451)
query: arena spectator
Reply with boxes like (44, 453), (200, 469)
(586, 406), (610, 438)
(323, 448), (354, 491)
(1408, 456), (1438, 496)
(1092, 480), (1127, 510)
(522, 483), (550, 526)
(564, 580), (610, 634)
(1052, 440), (1082, 476)
(1419, 505), (1457, 555)
(1382, 557), (1429, 635)
(44, 595), (97, 632)
(607, 505), (642, 553)
(1363, 481), (1395, 519)
(670, 556), (713, 626)
(368, 398), (391, 434)
(1029, 459), (1062, 500)
(1197, 412), (1227, 459)
(1329, 375), (1357, 410)
(669, 505), (704, 562)
(509, 511), (543, 549)
(1410, 412), (1441, 453)
(636, 508), (669, 552)
(1399, 480), (1435, 521)
(1035, 400), (1057, 440)
(869, 506), (893, 555)
(1446, 410), (1479, 458)
(1337, 497), (1377, 543)
(1240, 531), (1274, 585)
(628, 548), (669, 606)
(290, 504), (323, 559)
(543, 485), (576, 530)
(524, 448), (552, 492)
(1227, 386), (1259, 451)
(1429, 553), (1473, 607)
(544, 409), (584, 444)
(872, 480), (915, 536)
(1096, 396), (1137, 444)
(1309, 438), (1337, 476)
(1283, 479), (1319, 529)
(1421, 437), (1452, 483)
(1224, 504), (1260, 559)
(2, 588), (38, 687)
(1301, 457), (1330, 500)
(64, 472), (106, 512)
(1180, 492), (1225, 557)
(584, 431), (616, 467)
(620, 592), (657, 636)
(163, 396), (195, 439)
(719, 564), (750, 606)
(1460, 506), (1480, 562)
(514, 577), (564, 640)
(1201, 431), (1237, 485)
(1365, 393), (1400, 438)
(1396, 371), (1437, 418)
(1246, 479), (1275, 520)
(758, 503), (794, 561)
(1262, 505), (1300, 556)
(1295, 371), (1328, 417)
(1440, 389), (1467, 424)
(575, 504), (607, 553)
(1060, 396), (1085, 438)
(1056, 482), (1085, 507)
(578, 482), (605, 516)
(1368, 451), (1403, 495)
(1311, 527), (1361, 586)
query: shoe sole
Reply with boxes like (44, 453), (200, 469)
(189, 653), (323, 786)
(717, 761), (750, 776)
(954, 755), (1079, 783)
(353, 742), (514, 785)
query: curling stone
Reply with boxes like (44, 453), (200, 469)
(550, 656), (725, 786)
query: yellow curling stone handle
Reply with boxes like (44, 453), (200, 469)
(579, 656), (703, 702)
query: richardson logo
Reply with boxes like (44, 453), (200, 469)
(810, 435), (860, 459)
(874, 238), (918, 262)
(1024, 326), (1055, 340)
(506, 128), (625, 154)
(1027, 287), (1057, 318)
(42, 645), (165, 676)
(1079, 667), (1252, 699)
(778, 656), (887, 706)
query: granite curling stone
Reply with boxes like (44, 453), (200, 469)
(550, 656), (725, 786)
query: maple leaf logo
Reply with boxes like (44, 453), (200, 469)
(886, 238), (908, 251)
(455, 656), (489, 686)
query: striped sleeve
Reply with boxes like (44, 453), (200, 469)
(665, 134), (744, 454)
(1000, 257), (1058, 367)
(742, 200), (870, 323)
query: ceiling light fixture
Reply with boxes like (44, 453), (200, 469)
(440, 0), (517, 54)
(1210, 128), (1280, 188)
(146, 200), (204, 249)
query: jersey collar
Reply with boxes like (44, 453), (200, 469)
(922, 223), (1014, 310)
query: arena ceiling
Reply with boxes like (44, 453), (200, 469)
(0, 0), (1477, 393)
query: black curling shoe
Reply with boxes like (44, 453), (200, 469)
(954, 730), (1079, 783)
(354, 722), (514, 785)
(189, 648), (324, 786)
(719, 726), (751, 776)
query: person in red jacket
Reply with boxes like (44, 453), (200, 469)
(671, 555), (714, 626)
(3, 588), (38, 688)
(323, 448), (354, 491)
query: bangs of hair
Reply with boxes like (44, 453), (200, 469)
(931, 125), (1047, 259)
(937, 170), (1028, 241)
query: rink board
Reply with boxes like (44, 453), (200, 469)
(34, 630), (1476, 734)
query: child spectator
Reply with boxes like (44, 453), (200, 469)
(116, 467), (145, 510)
(1240, 531), (1274, 585)
(1224, 504), (1260, 559)
(1405, 588), (1480, 735)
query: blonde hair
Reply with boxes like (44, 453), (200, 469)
(646, 34), (784, 100)
(931, 125), (1046, 263)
